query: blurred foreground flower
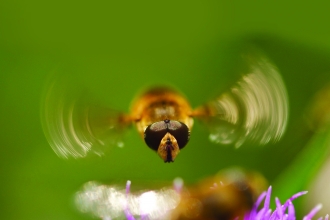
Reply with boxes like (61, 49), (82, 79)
(75, 169), (265, 220)
(245, 186), (328, 220)
(75, 180), (181, 220)
(75, 179), (328, 220)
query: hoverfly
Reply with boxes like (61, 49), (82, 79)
(41, 48), (288, 162)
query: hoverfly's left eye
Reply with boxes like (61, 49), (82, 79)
(167, 121), (190, 149)
(144, 121), (168, 151)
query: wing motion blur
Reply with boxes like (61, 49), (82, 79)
(193, 48), (289, 147)
(40, 74), (130, 159)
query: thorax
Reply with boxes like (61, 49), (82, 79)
(130, 87), (194, 136)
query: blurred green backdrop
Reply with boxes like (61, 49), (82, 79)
(1, 0), (330, 219)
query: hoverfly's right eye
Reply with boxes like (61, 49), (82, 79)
(144, 121), (168, 151)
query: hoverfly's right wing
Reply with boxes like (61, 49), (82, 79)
(193, 48), (289, 148)
(41, 74), (131, 159)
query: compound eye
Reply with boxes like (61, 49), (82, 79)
(144, 121), (167, 151)
(167, 121), (190, 149)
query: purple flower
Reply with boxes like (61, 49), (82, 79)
(245, 186), (328, 220)
(75, 180), (328, 220)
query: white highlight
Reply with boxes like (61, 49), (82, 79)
(75, 181), (181, 220)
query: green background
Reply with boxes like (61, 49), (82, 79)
(1, 0), (330, 219)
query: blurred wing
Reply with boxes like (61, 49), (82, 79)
(40, 74), (130, 159)
(194, 48), (289, 147)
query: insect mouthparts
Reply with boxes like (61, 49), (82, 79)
(165, 138), (174, 163)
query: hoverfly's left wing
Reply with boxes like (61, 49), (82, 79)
(193, 47), (289, 147)
(41, 74), (131, 159)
